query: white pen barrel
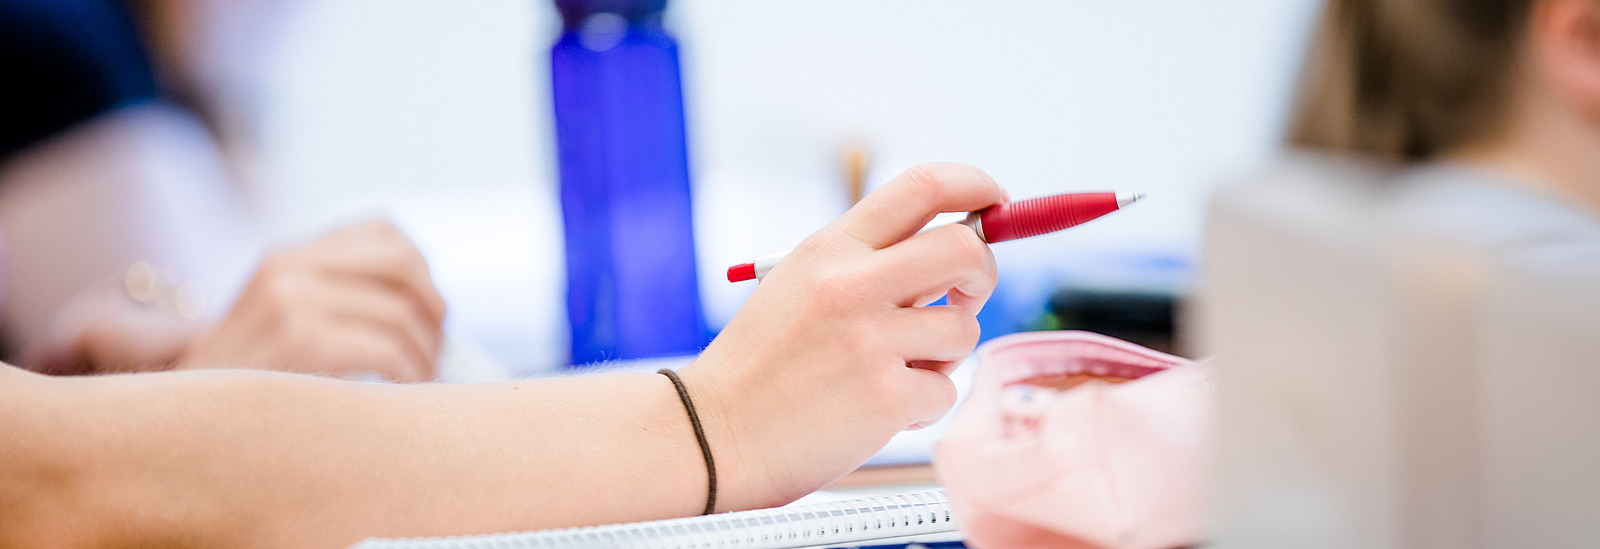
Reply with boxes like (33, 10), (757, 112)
(752, 250), (790, 281)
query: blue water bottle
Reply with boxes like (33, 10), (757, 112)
(551, 0), (709, 366)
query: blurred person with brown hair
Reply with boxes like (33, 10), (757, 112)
(1203, 0), (1600, 546)
(0, 0), (445, 381)
(1290, 0), (1600, 203)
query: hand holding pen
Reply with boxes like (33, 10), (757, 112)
(728, 189), (1144, 282)
(677, 163), (1143, 511)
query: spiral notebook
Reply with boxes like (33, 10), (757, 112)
(351, 489), (958, 549)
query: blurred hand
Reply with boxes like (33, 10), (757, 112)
(176, 221), (447, 382)
(682, 163), (1005, 510)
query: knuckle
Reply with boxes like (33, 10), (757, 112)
(929, 377), (958, 411)
(955, 313), (982, 348)
(930, 306), (978, 344)
(868, 367), (911, 406)
(981, 245), (999, 276)
(385, 237), (429, 270)
(377, 246), (412, 272)
(370, 242), (424, 276)
(884, 375), (933, 412)
(406, 249), (433, 275)
(426, 297), (448, 323)
(900, 163), (947, 203)
(262, 271), (308, 307)
(946, 225), (989, 265)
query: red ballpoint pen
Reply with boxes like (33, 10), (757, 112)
(726, 191), (1145, 282)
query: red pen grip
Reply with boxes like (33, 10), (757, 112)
(979, 192), (1119, 243)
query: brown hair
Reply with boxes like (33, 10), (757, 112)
(1287, 0), (1536, 161)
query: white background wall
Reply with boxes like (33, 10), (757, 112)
(249, 0), (1323, 373)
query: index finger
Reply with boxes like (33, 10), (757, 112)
(830, 163), (1008, 249)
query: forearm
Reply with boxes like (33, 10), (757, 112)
(2, 366), (718, 548)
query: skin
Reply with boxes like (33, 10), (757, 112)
(0, 105), (445, 382)
(175, 221), (448, 382)
(0, 162), (1004, 549)
(1449, 0), (1600, 213)
(67, 221), (447, 382)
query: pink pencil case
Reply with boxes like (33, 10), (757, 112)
(935, 331), (1212, 549)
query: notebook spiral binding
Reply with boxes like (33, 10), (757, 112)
(355, 489), (955, 549)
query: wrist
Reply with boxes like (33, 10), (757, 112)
(677, 352), (771, 512)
